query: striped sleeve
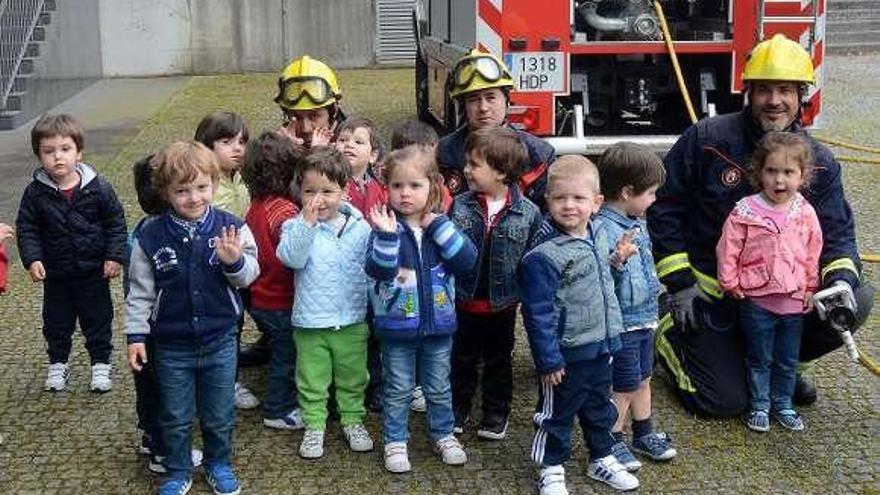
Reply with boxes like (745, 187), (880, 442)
(425, 214), (477, 275)
(365, 230), (400, 280)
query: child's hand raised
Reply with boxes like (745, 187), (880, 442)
(103, 260), (122, 279)
(542, 368), (566, 386)
(278, 119), (306, 147)
(370, 205), (397, 233)
(301, 195), (323, 227)
(0, 223), (13, 243)
(214, 226), (243, 265)
(612, 229), (639, 266)
(311, 128), (333, 147)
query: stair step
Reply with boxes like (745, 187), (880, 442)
(827, 0), (880, 11)
(828, 30), (880, 43)
(0, 110), (22, 131)
(3, 25), (46, 42)
(2, 92), (24, 111)
(828, 8), (880, 21)
(12, 74), (31, 93)
(43, 0), (57, 11)
(826, 41), (880, 53)
(826, 19), (880, 32)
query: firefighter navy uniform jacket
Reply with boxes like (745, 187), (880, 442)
(647, 108), (860, 298)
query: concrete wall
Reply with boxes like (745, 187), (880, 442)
(16, 0), (103, 126)
(99, 0), (375, 76)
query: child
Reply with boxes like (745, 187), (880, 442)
(126, 140), (258, 495)
(195, 111), (262, 409)
(240, 131), (305, 430)
(717, 131), (822, 433)
(336, 117), (388, 413)
(337, 117), (386, 217)
(195, 111), (250, 218)
(592, 142), (676, 471)
(449, 126), (542, 439)
(126, 155), (204, 475)
(365, 145), (478, 473)
(16, 114), (127, 393)
(519, 155), (639, 494)
(387, 121), (445, 413)
(390, 119), (439, 151)
(276, 147), (374, 459)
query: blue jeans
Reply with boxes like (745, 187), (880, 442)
(740, 301), (802, 413)
(250, 309), (298, 419)
(382, 336), (454, 444)
(154, 330), (237, 480)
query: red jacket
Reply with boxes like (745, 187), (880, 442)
(717, 193), (822, 302)
(245, 196), (299, 311)
(345, 175), (388, 222)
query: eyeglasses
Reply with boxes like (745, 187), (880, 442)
(452, 55), (511, 89)
(277, 77), (334, 108)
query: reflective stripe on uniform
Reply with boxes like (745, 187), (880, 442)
(820, 257), (859, 283)
(656, 252), (690, 279)
(654, 313), (697, 393)
(692, 267), (724, 300)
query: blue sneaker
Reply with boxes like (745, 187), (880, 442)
(157, 477), (192, 495)
(746, 410), (770, 432)
(631, 431), (677, 461)
(773, 409), (805, 431)
(610, 435), (641, 471)
(205, 464), (241, 495)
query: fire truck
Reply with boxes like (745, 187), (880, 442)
(414, 0), (825, 153)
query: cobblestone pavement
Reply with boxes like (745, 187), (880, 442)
(0, 57), (877, 494)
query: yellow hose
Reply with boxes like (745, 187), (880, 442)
(859, 351), (880, 377)
(653, 0), (697, 125)
(815, 135), (880, 154)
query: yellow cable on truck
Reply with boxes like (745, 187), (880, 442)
(654, 0), (697, 125)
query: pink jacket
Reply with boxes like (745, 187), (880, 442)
(717, 193), (822, 302)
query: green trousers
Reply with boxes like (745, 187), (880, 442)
(293, 322), (369, 430)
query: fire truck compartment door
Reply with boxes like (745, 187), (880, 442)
(504, 52), (567, 93)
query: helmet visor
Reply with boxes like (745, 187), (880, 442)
(278, 77), (334, 107)
(453, 55), (510, 88)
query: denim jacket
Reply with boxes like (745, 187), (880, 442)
(449, 186), (542, 310)
(593, 205), (661, 331)
(365, 214), (477, 341)
(518, 220), (622, 374)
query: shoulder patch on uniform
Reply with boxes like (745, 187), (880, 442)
(721, 166), (742, 187)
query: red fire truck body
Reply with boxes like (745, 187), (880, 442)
(415, 0), (825, 153)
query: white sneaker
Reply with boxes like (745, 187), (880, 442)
(343, 423), (374, 452)
(44, 362), (69, 391)
(263, 409), (305, 430)
(299, 429), (325, 459)
(539, 465), (569, 495)
(384, 441), (411, 473)
(148, 448), (204, 474)
(89, 363), (112, 392)
(234, 382), (260, 409)
(435, 434), (467, 465)
(410, 386), (427, 413)
(587, 454), (640, 491)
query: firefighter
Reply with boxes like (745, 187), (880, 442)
(274, 55), (347, 148)
(647, 34), (874, 418)
(438, 49), (555, 208)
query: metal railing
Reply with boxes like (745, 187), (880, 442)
(0, 0), (45, 109)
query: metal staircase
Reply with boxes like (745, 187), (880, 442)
(0, 0), (53, 129)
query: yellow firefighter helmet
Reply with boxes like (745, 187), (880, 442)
(275, 55), (342, 111)
(449, 49), (514, 99)
(742, 34), (815, 84)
